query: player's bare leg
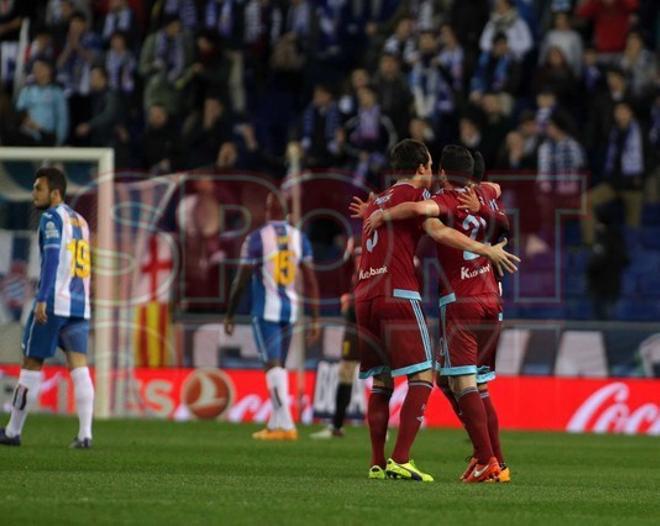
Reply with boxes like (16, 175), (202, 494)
(0, 356), (44, 446)
(367, 373), (393, 478)
(386, 369), (434, 482)
(450, 375), (500, 482)
(478, 383), (509, 482)
(66, 351), (94, 448)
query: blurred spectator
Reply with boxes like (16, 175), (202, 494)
(470, 32), (521, 101)
(437, 23), (465, 93)
(373, 53), (413, 140)
(139, 15), (194, 115)
(459, 113), (500, 169)
(587, 66), (635, 156)
(581, 46), (604, 95)
(297, 84), (342, 169)
(479, 0), (533, 61)
(383, 16), (416, 69)
(537, 109), (585, 194)
(587, 203), (629, 320)
(101, 0), (138, 47)
(539, 10), (584, 75)
(56, 10), (102, 135)
(619, 30), (658, 99)
(142, 103), (179, 175)
(105, 31), (137, 98)
(341, 84), (397, 185)
(535, 90), (558, 135)
(577, 0), (639, 55)
(497, 109), (540, 169)
(179, 31), (231, 104)
(25, 27), (56, 73)
(408, 116), (441, 162)
(410, 31), (457, 142)
(151, 0), (197, 32)
(479, 92), (513, 166)
(45, 0), (77, 49)
(338, 67), (371, 120)
(0, 0), (28, 88)
(73, 66), (121, 147)
(449, 0), (490, 66)
(15, 59), (68, 145)
(182, 96), (236, 169)
(533, 47), (579, 109)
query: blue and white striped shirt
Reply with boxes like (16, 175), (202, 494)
(240, 221), (313, 323)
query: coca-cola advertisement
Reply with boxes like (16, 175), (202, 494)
(1, 365), (658, 435)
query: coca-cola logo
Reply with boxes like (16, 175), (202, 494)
(566, 382), (660, 436)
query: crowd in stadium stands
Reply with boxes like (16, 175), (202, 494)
(0, 1), (659, 318)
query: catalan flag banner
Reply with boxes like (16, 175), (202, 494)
(134, 301), (171, 367)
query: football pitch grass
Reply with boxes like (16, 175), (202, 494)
(1, 415), (659, 525)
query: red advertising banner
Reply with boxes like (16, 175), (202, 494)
(0, 366), (658, 435)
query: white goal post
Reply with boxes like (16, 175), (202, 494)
(0, 147), (115, 418)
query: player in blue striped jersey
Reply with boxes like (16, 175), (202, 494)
(0, 167), (94, 448)
(225, 193), (320, 440)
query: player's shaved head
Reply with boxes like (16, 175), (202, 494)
(35, 166), (67, 200)
(389, 139), (430, 180)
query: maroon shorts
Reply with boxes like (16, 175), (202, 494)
(437, 293), (502, 384)
(356, 291), (432, 378)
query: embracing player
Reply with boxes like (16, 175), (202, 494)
(350, 139), (518, 482)
(0, 167), (94, 448)
(364, 145), (516, 482)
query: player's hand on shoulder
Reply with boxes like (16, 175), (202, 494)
(363, 209), (384, 238)
(457, 186), (480, 213)
(481, 182), (501, 198)
(348, 193), (374, 219)
(34, 302), (48, 325)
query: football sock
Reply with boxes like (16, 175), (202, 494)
(392, 380), (432, 464)
(367, 386), (392, 468)
(456, 386), (493, 464)
(437, 376), (464, 424)
(71, 367), (94, 440)
(332, 382), (353, 431)
(265, 368), (281, 429)
(6, 369), (42, 438)
(266, 367), (294, 431)
(480, 390), (504, 464)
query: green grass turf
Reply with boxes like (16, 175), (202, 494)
(1, 415), (659, 525)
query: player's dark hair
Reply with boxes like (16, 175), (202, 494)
(440, 145), (474, 179)
(471, 150), (485, 182)
(35, 166), (67, 199)
(389, 139), (429, 179)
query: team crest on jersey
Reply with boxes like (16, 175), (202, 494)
(375, 193), (392, 206)
(44, 221), (59, 239)
(422, 189), (431, 199)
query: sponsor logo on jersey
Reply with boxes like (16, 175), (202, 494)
(44, 221), (59, 239)
(460, 263), (490, 280)
(358, 265), (388, 280)
(375, 193), (392, 206)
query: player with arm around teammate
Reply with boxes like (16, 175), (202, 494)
(224, 193), (320, 441)
(1, 167), (94, 448)
(350, 139), (518, 482)
(364, 145), (518, 482)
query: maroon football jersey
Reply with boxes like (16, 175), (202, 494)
(355, 183), (430, 301)
(432, 184), (499, 299)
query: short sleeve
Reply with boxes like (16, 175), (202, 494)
(40, 212), (63, 250)
(301, 234), (313, 264)
(239, 232), (261, 265)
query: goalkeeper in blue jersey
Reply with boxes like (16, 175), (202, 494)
(1, 167), (94, 448)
